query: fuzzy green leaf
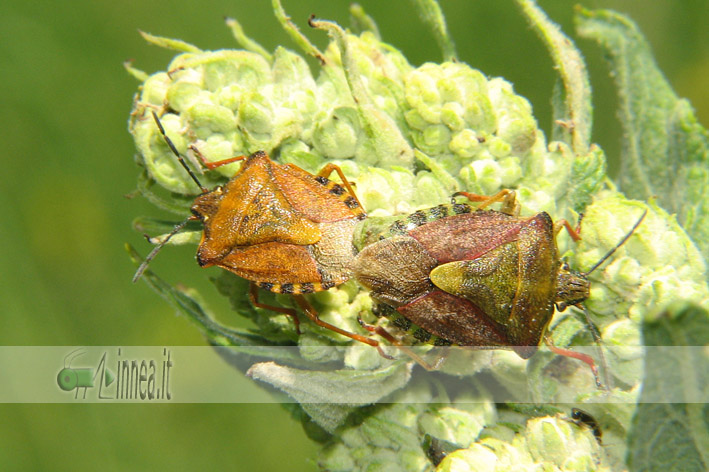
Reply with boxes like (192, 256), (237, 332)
(272, 0), (324, 63)
(516, 0), (592, 154)
(576, 8), (709, 265)
(123, 60), (148, 82)
(224, 17), (273, 62)
(135, 170), (195, 215)
(126, 243), (269, 347)
(139, 30), (202, 53)
(348, 4), (380, 40)
(409, 0), (457, 61)
(246, 361), (412, 432)
(627, 302), (709, 472)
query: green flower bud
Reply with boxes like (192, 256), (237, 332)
(417, 396), (496, 448)
(460, 159), (504, 195)
(318, 443), (355, 471)
(237, 92), (274, 135)
(602, 318), (643, 386)
(525, 416), (601, 470)
(312, 107), (360, 159)
(487, 78), (537, 154)
(577, 194), (709, 328)
(449, 129), (482, 158)
(440, 415), (608, 472)
(437, 446), (493, 472)
(356, 168), (416, 215)
(128, 4), (709, 470)
(413, 171), (455, 208)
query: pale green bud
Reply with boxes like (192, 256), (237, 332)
(440, 415), (607, 472)
(418, 397), (496, 448)
(577, 194), (709, 326)
(487, 78), (537, 154)
(459, 159), (503, 195)
(413, 171), (455, 208)
(312, 107), (360, 159)
(449, 129), (482, 158)
(602, 318), (643, 386)
(128, 5), (709, 471)
(525, 416), (602, 470)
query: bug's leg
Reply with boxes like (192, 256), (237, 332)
(248, 283), (302, 335)
(292, 295), (383, 349)
(313, 163), (365, 210)
(454, 189), (519, 215)
(554, 219), (582, 242)
(580, 304), (612, 391)
(351, 316), (395, 360)
(544, 335), (603, 388)
(356, 316), (448, 370)
(189, 144), (248, 170)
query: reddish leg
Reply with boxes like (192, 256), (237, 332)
(580, 305), (611, 390)
(248, 283), (301, 335)
(454, 189), (519, 215)
(291, 295), (385, 350)
(188, 144), (248, 170)
(356, 316), (448, 370)
(554, 219), (582, 242)
(314, 163), (365, 210)
(544, 335), (603, 388)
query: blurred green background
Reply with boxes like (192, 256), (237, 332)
(1, 0), (706, 470)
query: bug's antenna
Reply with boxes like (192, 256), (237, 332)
(132, 217), (193, 283)
(151, 111), (208, 193)
(584, 209), (647, 276)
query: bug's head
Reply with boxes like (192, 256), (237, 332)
(555, 208), (647, 312)
(190, 186), (224, 222)
(555, 262), (590, 311)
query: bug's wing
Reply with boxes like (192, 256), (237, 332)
(213, 241), (321, 284)
(428, 212), (559, 355)
(397, 290), (509, 347)
(430, 245), (518, 327)
(505, 213), (558, 350)
(192, 159), (322, 263)
(275, 164), (363, 223)
(353, 236), (438, 307)
(408, 211), (527, 264)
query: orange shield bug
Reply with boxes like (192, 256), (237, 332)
(353, 190), (646, 386)
(133, 111), (380, 349)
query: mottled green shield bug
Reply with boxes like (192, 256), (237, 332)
(353, 190), (645, 385)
